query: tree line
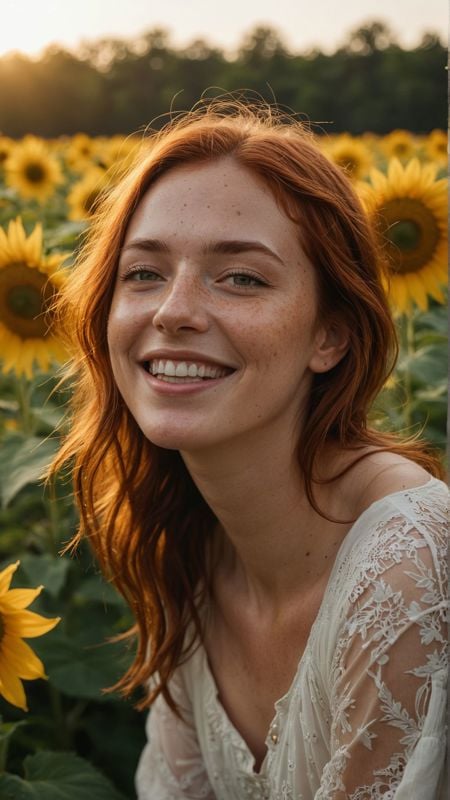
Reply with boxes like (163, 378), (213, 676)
(0, 22), (446, 138)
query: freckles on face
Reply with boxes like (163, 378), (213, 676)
(106, 157), (324, 451)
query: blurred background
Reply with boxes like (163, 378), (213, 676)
(0, 0), (447, 136)
(0, 2), (447, 799)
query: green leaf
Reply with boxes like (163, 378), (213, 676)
(44, 220), (87, 249)
(74, 574), (127, 608)
(397, 344), (447, 385)
(0, 751), (126, 799)
(18, 554), (71, 599)
(414, 307), (448, 337)
(0, 435), (59, 508)
(0, 719), (28, 745)
(32, 626), (133, 701)
(30, 405), (65, 433)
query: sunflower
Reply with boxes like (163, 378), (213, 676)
(0, 218), (67, 378)
(380, 130), (417, 161)
(66, 167), (109, 220)
(423, 129), (447, 166)
(323, 134), (375, 181)
(359, 158), (447, 313)
(98, 135), (142, 179)
(64, 132), (98, 173)
(4, 136), (64, 202)
(0, 560), (60, 711)
(0, 136), (15, 169)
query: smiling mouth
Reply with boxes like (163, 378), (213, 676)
(143, 358), (235, 383)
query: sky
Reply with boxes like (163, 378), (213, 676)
(1, 0), (447, 58)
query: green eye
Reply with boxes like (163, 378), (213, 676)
(129, 269), (160, 281)
(233, 274), (255, 286)
(226, 271), (265, 287)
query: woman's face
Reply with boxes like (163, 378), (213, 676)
(107, 157), (344, 453)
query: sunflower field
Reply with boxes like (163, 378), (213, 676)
(0, 128), (447, 798)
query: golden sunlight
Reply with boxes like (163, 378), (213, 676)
(2, 0), (76, 57)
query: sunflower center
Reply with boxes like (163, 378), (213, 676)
(25, 162), (46, 183)
(0, 615), (3, 642)
(8, 284), (43, 319)
(379, 197), (440, 274)
(388, 220), (420, 251)
(0, 263), (55, 338)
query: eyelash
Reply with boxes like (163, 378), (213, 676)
(120, 267), (161, 281)
(120, 267), (268, 288)
(224, 270), (267, 288)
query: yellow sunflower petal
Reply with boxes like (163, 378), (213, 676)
(406, 273), (428, 311)
(3, 609), (61, 638)
(25, 223), (43, 264)
(387, 158), (404, 187)
(0, 561), (20, 595)
(0, 219), (67, 378)
(8, 218), (26, 254)
(0, 660), (27, 711)
(390, 277), (409, 313)
(368, 156), (447, 313)
(0, 226), (9, 257)
(0, 586), (43, 610)
(368, 167), (388, 193)
(0, 636), (46, 680)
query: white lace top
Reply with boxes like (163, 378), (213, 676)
(135, 479), (449, 800)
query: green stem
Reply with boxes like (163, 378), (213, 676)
(15, 375), (34, 436)
(0, 737), (9, 773)
(48, 683), (72, 750)
(402, 313), (415, 430)
(45, 482), (61, 557)
(66, 698), (89, 734)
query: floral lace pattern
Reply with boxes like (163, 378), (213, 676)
(135, 479), (448, 800)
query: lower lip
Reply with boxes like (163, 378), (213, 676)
(142, 368), (235, 395)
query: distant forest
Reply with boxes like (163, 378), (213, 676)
(0, 21), (446, 137)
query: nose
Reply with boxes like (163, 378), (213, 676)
(152, 270), (209, 334)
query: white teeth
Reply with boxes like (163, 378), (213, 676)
(147, 358), (230, 380)
(175, 362), (188, 377)
(157, 375), (203, 383)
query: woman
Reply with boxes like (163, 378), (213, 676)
(53, 101), (448, 799)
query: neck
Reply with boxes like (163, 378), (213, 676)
(181, 428), (348, 610)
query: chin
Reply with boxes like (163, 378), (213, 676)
(137, 420), (208, 452)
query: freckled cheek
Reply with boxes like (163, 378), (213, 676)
(108, 299), (153, 340)
(237, 319), (293, 365)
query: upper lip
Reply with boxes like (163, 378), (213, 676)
(139, 349), (237, 370)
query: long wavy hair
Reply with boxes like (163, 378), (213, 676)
(50, 100), (444, 714)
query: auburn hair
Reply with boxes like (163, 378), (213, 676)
(50, 99), (444, 714)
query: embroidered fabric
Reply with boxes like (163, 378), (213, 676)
(135, 479), (448, 800)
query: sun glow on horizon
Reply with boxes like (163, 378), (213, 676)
(2, 0), (71, 58)
(2, 0), (447, 60)
(2, 0), (115, 59)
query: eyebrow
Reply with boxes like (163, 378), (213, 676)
(120, 237), (284, 264)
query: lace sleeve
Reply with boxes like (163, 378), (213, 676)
(317, 507), (448, 800)
(135, 666), (215, 800)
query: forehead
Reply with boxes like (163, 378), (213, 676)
(123, 158), (305, 260)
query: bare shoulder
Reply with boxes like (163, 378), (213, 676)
(340, 449), (433, 519)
